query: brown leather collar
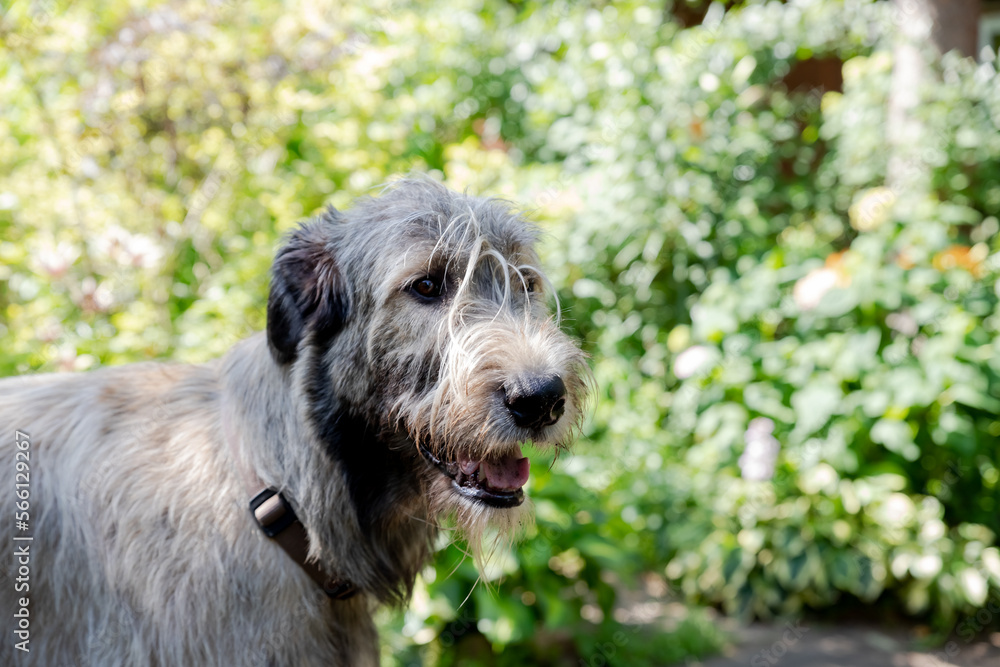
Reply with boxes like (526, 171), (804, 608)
(222, 408), (356, 600)
(248, 488), (357, 600)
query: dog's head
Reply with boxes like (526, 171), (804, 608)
(266, 178), (592, 559)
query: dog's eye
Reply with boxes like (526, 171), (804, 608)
(411, 277), (443, 300)
(525, 278), (537, 293)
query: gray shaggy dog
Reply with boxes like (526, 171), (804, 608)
(0, 179), (591, 666)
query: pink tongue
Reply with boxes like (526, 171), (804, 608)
(479, 452), (530, 492)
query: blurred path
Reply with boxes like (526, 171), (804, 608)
(691, 622), (1000, 667)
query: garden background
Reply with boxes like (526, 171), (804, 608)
(3, 0), (1000, 665)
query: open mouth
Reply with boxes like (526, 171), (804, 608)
(418, 444), (529, 508)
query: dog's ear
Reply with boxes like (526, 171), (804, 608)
(267, 210), (349, 365)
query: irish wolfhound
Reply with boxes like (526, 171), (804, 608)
(0, 179), (591, 666)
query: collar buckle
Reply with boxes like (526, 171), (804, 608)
(249, 488), (299, 538)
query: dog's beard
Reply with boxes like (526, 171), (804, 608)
(426, 469), (534, 572)
(398, 409), (539, 572)
(391, 384), (571, 574)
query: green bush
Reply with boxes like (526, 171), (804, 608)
(529, 0), (1000, 630)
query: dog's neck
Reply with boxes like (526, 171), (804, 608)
(220, 333), (435, 604)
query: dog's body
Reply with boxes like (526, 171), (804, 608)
(1, 180), (589, 665)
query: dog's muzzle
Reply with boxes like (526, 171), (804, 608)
(417, 374), (569, 509)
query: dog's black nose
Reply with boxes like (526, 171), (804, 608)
(503, 375), (566, 430)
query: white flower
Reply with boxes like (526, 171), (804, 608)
(739, 417), (780, 481)
(673, 344), (714, 379)
(849, 186), (895, 232)
(886, 311), (918, 337)
(793, 267), (839, 311)
(79, 156), (101, 179)
(123, 233), (163, 268)
(76, 276), (114, 313)
(35, 240), (79, 278)
(0, 192), (20, 210)
(960, 567), (988, 606)
(911, 553), (943, 580)
(94, 225), (163, 269)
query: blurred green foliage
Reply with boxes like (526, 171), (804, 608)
(4, 0), (1000, 664)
